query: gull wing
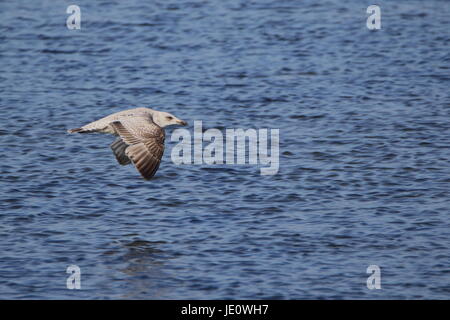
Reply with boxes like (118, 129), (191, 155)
(110, 138), (132, 165)
(110, 120), (165, 180)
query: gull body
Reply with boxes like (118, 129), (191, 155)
(67, 107), (187, 180)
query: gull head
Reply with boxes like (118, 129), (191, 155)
(152, 110), (187, 128)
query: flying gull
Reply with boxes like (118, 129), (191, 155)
(67, 107), (187, 180)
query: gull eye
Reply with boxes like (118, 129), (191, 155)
(166, 116), (173, 120)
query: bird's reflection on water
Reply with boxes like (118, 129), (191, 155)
(102, 239), (177, 299)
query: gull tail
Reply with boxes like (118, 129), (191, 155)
(67, 128), (84, 133)
(67, 127), (93, 134)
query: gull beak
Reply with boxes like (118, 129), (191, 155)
(177, 120), (188, 126)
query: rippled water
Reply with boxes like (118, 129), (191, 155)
(0, 0), (449, 299)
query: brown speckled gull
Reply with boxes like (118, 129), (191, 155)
(67, 107), (187, 180)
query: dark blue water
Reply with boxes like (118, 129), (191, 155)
(0, 0), (449, 299)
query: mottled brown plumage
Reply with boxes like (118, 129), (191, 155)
(67, 107), (187, 180)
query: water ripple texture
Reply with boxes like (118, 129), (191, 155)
(0, 0), (449, 299)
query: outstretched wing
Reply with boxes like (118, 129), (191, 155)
(110, 138), (131, 165)
(110, 120), (165, 180)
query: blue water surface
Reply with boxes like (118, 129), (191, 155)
(0, 0), (449, 299)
